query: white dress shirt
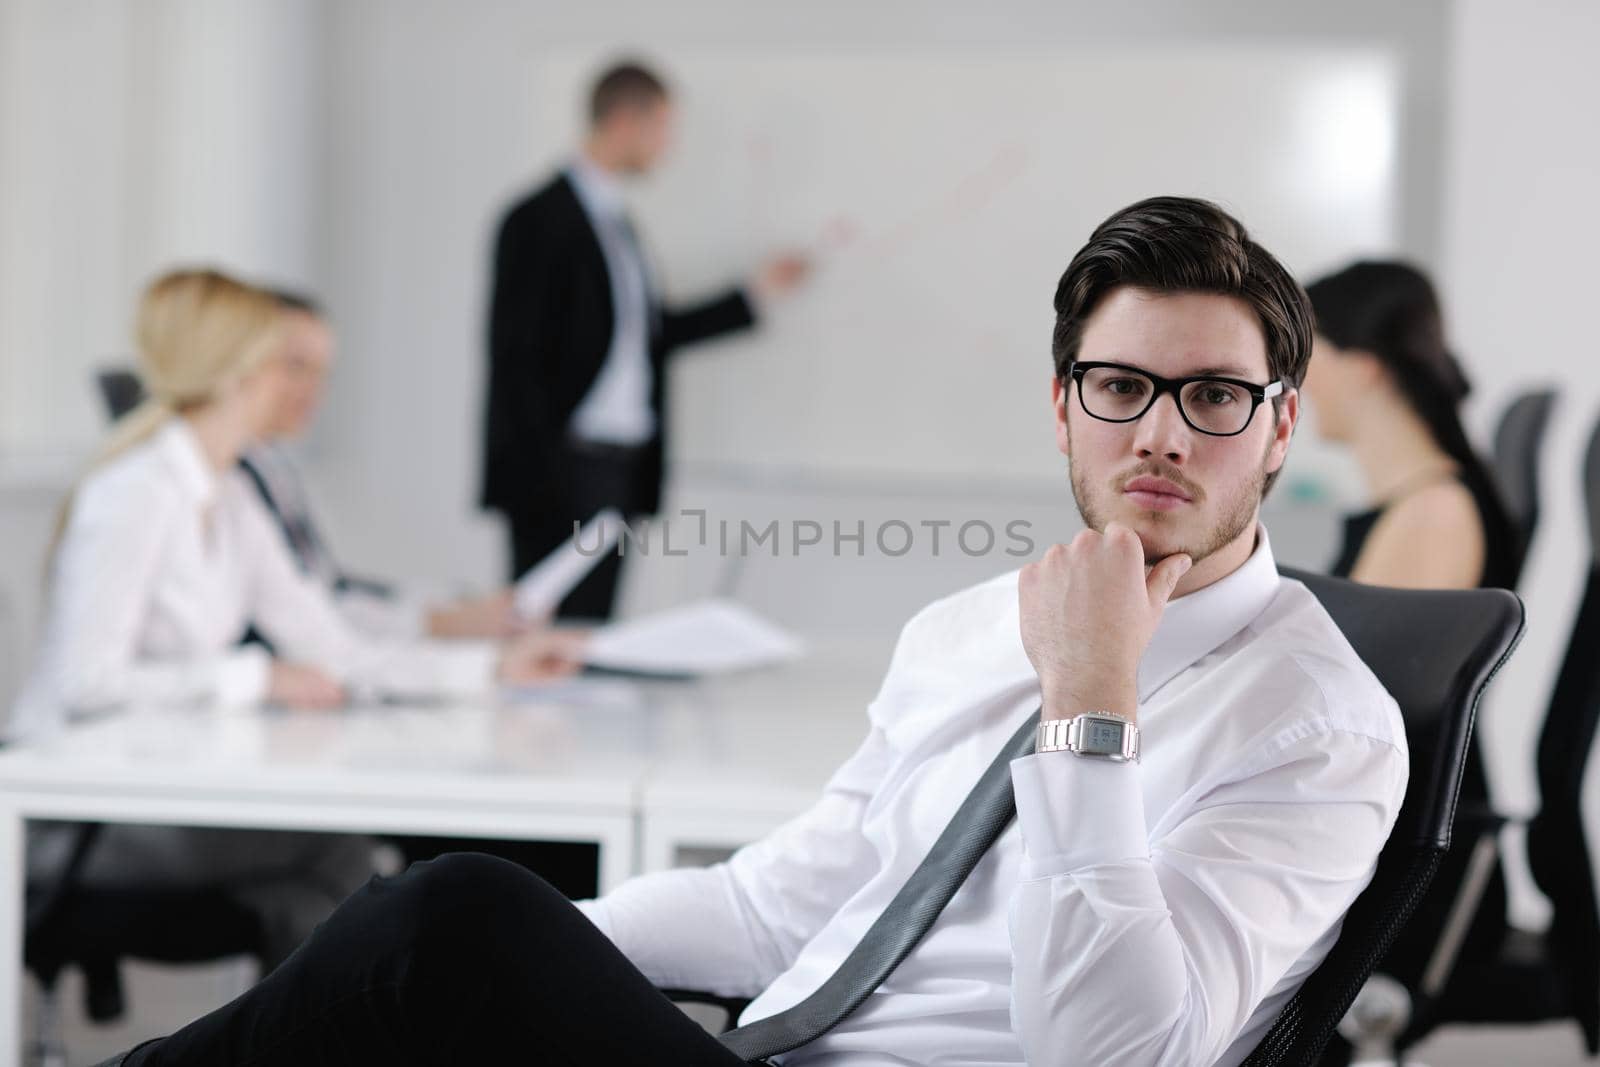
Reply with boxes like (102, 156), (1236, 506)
(579, 529), (1408, 1066)
(565, 155), (658, 446)
(8, 420), (496, 741)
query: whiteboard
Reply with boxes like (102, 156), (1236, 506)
(528, 45), (1399, 491)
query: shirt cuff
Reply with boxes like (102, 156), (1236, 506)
(213, 646), (271, 707)
(1010, 751), (1150, 881)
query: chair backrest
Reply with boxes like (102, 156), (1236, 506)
(1492, 388), (1558, 570)
(95, 366), (145, 421)
(1526, 409), (1600, 1046)
(1242, 569), (1524, 1066)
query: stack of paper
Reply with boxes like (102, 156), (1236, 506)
(583, 599), (805, 676)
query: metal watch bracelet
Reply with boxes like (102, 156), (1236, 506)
(1036, 712), (1141, 763)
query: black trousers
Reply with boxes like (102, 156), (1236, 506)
(125, 853), (753, 1067)
(508, 442), (647, 622)
(384, 836), (598, 900)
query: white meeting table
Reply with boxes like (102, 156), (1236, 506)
(0, 652), (882, 1063)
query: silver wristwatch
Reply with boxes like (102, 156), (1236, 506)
(1037, 712), (1140, 763)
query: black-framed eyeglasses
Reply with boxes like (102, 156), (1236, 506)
(1066, 361), (1285, 438)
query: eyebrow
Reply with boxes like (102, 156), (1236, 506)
(1084, 358), (1268, 380)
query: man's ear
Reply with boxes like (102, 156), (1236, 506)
(1265, 388), (1299, 475)
(1052, 375), (1071, 457)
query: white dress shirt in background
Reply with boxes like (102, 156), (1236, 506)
(565, 154), (658, 447)
(8, 419), (495, 740)
(579, 529), (1409, 1067)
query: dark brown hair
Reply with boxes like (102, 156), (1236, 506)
(1051, 197), (1313, 397)
(589, 61), (669, 126)
(1306, 260), (1513, 545)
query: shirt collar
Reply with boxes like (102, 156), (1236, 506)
(567, 154), (626, 221)
(155, 417), (220, 507)
(1136, 525), (1281, 701)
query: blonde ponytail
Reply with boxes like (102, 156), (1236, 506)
(47, 269), (285, 565)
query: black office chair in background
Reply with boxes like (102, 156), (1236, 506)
(1239, 571), (1523, 1066)
(1375, 408), (1600, 1060)
(95, 366), (145, 421)
(1491, 387), (1558, 587)
(24, 826), (267, 1067)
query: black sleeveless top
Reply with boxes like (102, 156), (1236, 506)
(1329, 464), (1520, 590)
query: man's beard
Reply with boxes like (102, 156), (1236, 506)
(1067, 430), (1268, 566)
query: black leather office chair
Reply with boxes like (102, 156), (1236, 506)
(1492, 388), (1557, 587)
(1379, 410), (1600, 1059)
(24, 824), (267, 1067)
(1239, 570), (1523, 1065)
(669, 570), (1524, 1064)
(94, 367), (145, 421)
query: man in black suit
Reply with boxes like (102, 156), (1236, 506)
(481, 61), (807, 619)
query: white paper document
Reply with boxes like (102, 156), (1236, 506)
(512, 508), (624, 620)
(583, 599), (806, 676)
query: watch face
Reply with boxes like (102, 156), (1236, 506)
(1082, 718), (1126, 754)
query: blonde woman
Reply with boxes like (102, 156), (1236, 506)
(15, 268), (583, 961)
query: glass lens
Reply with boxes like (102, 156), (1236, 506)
(1179, 379), (1252, 434)
(1079, 365), (1155, 421)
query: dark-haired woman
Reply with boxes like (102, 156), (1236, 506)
(1304, 260), (1518, 590)
(1304, 258), (1515, 1043)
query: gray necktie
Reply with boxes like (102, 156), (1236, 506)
(605, 213), (654, 318)
(718, 708), (1042, 1063)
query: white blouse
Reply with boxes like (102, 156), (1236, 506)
(8, 420), (495, 741)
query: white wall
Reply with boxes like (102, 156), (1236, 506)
(526, 43), (1400, 483)
(0, 0), (324, 455)
(1443, 1), (1600, 832)
(0, 0), (135, 453)
(306, 0), (1451, 589)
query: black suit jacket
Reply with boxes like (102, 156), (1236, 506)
(480, 172), (755, 519)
